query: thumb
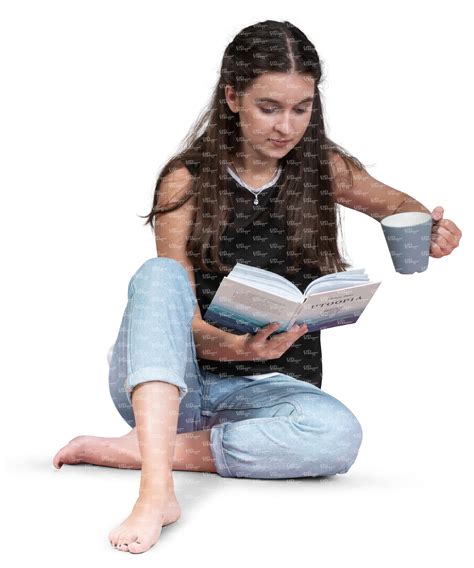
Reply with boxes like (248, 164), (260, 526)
(432, 206), (444, 221)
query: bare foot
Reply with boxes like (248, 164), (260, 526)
(53, 428), (139, 470)
(53, 427), (218, 473)
(108, 485), (181, 554)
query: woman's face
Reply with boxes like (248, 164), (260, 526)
(225, 72), (315, 161)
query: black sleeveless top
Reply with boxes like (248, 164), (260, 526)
(186, 161), (323, 390)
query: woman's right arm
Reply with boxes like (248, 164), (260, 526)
(154, 166), (248, 362)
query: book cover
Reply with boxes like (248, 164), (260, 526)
(203, 263), (382, 334)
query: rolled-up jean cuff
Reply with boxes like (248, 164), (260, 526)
(210, 424), (233, 477)
(125, 367), (188, 405)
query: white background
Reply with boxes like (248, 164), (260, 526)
(2, 0), (473, 565)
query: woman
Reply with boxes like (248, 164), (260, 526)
(52, 20), (462, 554)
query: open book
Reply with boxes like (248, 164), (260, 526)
(203, 263), (382, 334)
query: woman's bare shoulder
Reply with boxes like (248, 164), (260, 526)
(158, 163), (196, 205)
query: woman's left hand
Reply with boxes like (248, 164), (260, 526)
(429, 206), (462, 258)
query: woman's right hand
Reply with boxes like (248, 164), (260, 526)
(236, 322), (309, 361)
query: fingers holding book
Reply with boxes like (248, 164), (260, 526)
(241, 321), (309, 361)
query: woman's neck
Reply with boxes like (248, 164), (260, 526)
(230, 157), (280, 189)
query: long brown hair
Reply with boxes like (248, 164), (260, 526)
(139, 20), (369, 276)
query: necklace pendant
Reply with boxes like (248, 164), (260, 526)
(254, 196), (259, 205)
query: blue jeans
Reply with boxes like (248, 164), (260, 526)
(108, 257), (363, 479)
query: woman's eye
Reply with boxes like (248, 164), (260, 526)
(260, 107), (308, 114)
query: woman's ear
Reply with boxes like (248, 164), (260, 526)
(225, 84), (239, 113)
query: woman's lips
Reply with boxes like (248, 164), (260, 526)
(269, 139), (291, 147)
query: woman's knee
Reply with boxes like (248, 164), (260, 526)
(331, 408), (363, 473)
(127, 257), (196, 308)
(290, 391), (363, 474)
(130, 257), (186, 289)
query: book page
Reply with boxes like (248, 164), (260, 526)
(228, 262), (302, 300)
(304, 268), (368, 295)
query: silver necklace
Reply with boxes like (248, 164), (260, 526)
(229, 161), (281, 205)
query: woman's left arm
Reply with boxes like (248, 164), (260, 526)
(328, 152), (463, 259)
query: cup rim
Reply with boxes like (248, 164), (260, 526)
(381, 211), (432, 228)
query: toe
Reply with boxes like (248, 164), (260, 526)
(52, 450), (63, 469)
(118, 531), (138, 552)
(108, 528), (120, 548)
(117, 541), (130, 552)
(128, 538), (151, 554)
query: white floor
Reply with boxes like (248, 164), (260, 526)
(6, 453), (470, 566)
